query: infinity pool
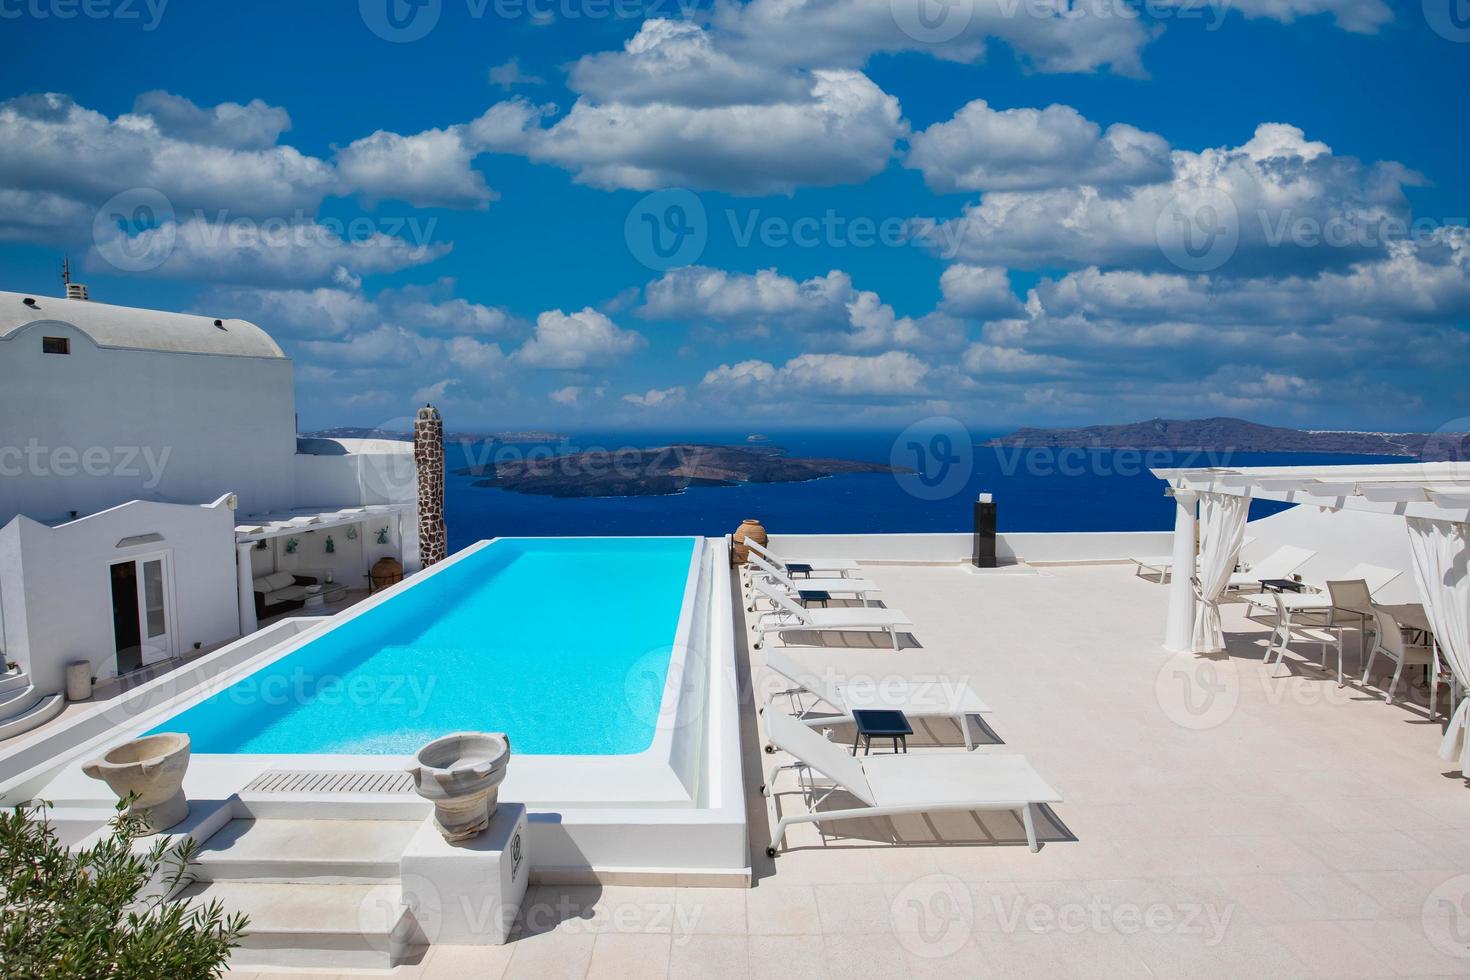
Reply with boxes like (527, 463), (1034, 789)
(150, 537), (699, 755)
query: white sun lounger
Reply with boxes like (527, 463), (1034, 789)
(1225, 545), (1316, 591)
(762, 648), (990, 749)
(751, 581), (913, 650)
(761, 709), (1061, 855)
(745, 538), (860, 578)
(747, 553), (882, 608)
(1240, 562), (1402, 620)
(1132, 537), (1254, 582)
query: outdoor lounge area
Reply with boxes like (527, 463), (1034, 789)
(215, 543), (1470, 978)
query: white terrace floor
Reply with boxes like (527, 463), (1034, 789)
(227, 562), (1470, 980)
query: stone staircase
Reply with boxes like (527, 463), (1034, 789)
(0, 667), (64, 741)
(175, 816), (426, 969)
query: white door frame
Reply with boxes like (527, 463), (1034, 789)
(109, 549), (177, 671)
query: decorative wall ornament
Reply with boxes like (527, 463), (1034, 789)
(325, 535), (335, 554)
(345, 525), (359, 541)
(376, 526), (389, 545)
(285, 538), (299, 554)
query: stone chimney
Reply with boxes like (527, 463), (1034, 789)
(414, 404), (447, 567)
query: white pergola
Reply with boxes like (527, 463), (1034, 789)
(1151, 461), (1470, 774)
(232, 504), (414, 634)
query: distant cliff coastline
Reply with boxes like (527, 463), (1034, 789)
(456, 443), (906, 498)
(984, 417), (1462, 457)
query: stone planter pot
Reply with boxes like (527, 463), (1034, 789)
(407, 732), (511, 842)
(82, 733), (190, 834)
(731, 518), (767, 566)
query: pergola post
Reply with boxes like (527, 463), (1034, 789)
(1164, 487), (1200, 652)
(235, 541), (258, 637)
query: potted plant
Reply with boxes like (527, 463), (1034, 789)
(406, 732), (511, 842)
(82, 733), (191, 834)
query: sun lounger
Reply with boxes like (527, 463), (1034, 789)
(1132, 536), (1254, 582)
(1240, 562), (1401, 620)
(745, 538), (860, 578)
(761, 708), (1061, 855)
(1225, 545), (1315, 591)
(762, 648), (990, 749)
(751, 581), (913, 649)
(746, 554), (882, 609)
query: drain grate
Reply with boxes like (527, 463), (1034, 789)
(243, 770), (415, 795)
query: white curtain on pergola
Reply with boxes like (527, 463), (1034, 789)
(1405, 517), (1470, 774)
(1191, 491), (1252, 653)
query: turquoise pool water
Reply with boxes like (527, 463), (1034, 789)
(149, 537), (698, 755)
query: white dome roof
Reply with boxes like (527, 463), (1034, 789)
(0, 290), (284, 359)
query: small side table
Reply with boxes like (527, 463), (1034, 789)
(797, 590), (831, 607)
(785, 563), (815, 578)
(851, 709), (912, 756)
(1259, 579), (1305, 593)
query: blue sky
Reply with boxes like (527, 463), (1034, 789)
(3, 0), (1468, 433)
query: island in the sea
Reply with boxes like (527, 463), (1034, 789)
(304, 426), (568, 444)
(455, 443), (907, 498)
(984, 417), (1465, 457)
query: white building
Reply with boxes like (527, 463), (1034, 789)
(0, 287), (421, 736)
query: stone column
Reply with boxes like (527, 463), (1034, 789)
(415, 404), (447, 567)
(1164, 487), (1200, 652)
(236, 541), (258, 636)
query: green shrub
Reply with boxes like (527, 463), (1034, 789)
(0, 800), (247, 979)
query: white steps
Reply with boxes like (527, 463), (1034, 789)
(0, 669), (33, 695)
(0, 692), (63, 741)
(175, 880), (418, 970)
(191, 817), (422, 883)
(177, 815), (426, 969)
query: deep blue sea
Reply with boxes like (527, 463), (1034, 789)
(442, 428), (1403, 552)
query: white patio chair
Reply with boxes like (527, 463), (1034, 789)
(750, 581), (913, 650)
(761, 648), (990, 750)
(760, 709), (1060, 856)
(1266, 590), (1346, 686)
(1361, 606), (1440, 714)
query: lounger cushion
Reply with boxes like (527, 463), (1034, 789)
(862, 753), (1061, 808)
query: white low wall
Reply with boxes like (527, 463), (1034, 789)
(767, 530), (1173, 564)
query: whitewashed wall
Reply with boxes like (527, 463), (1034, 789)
(0, 322), (297, 524)
(0, 497), (241, 693)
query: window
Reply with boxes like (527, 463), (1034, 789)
(42, 336), (69, 355)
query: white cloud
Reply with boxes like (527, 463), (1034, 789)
(960, 343), (1078, 375)
(1186, 0), (1392, 32)
(550, 383), (608, 405)
(0, 93), (335, 221)
(929, 123), (1418, 275)
(907, 100), (1171, 193)
(336, 125), (497, 210)
(488, 57), (546, 90)
(939, 264), (1023, 319)
(640, 265), (964, 350)
(132, 90), (292, 150)
(711, 0), (1155, 77)
(94, 216), (450, 286)
(513, 307), (645, 369)
(529, 66), (905, 195)
(622, 386), (687, 408)
(705, 351), (931, 396)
